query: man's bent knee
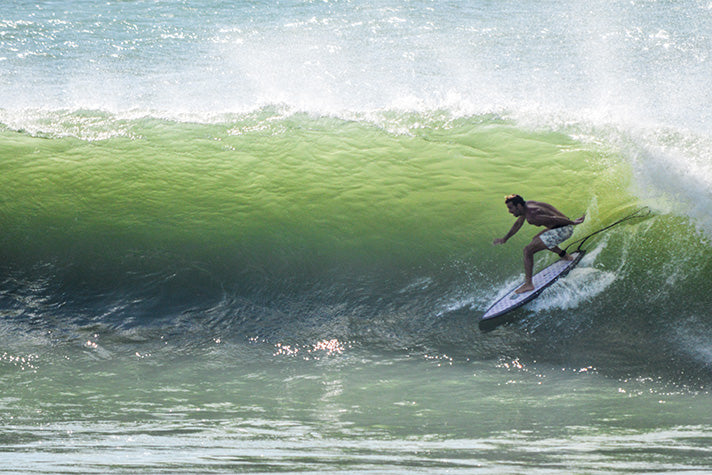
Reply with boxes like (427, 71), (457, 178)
(525, 238), (546, 254)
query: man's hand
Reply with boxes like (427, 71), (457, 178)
(493, 238), (506, 245)
(574, 213), (586, 225)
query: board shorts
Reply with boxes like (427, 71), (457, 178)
(539, 225), (574, 249)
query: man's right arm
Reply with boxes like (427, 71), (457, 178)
(493, 215), (525, 245)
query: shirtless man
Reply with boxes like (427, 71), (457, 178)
(493, 194), (585, 294)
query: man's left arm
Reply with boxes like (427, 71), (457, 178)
(545, 213), (586, 227)
(538, 205), (585, 227)
(543, 215), (577, 227)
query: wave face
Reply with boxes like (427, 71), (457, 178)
(1, 111), (710, 382)
(1, 0), (711, 383)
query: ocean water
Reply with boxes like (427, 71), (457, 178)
(2, 0), (712, 472)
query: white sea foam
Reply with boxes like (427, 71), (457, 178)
(529, 266), (618, 314)
(0, 1), (708, 123)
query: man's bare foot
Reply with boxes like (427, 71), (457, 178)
(562, 253), (574, 261)
(514, 282), (535, 294)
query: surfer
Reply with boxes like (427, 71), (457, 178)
(493, 194), (585, 294)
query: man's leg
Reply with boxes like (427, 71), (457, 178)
(516, 237), (548, 294)
(550, 245), (574, 261)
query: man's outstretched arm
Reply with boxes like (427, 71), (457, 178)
(494, 215), (525, 245)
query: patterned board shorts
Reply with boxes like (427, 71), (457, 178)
(539, 225), (574, 249)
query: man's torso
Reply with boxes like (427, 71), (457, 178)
(525, 201), (567, 228)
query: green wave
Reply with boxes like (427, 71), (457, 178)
(0, 111), (639, 271)
(2, 110), (711, 379)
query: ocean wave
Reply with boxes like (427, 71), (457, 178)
(1, 112), (710, 383)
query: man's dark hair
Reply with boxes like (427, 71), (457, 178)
(505, 194), (525, 207)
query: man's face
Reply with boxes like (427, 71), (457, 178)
(506, 201), (523, 217)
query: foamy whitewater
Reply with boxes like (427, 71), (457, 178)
(1, 0), (712, 472)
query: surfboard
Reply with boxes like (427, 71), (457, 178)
(479, 251), (585, 331)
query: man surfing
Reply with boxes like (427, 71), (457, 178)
(493, 194), (585, 294)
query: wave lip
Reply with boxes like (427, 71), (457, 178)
(2, 0), (711, 131)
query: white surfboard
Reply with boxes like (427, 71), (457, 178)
(480, 251), (585, 327)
